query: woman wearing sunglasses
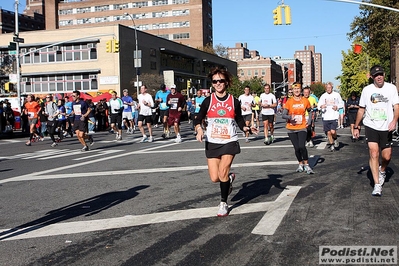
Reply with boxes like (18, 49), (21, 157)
(193, 67), (258, 217)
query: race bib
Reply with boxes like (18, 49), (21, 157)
(28, 112), (34, 118)
(73, 104), (82, 116)
(370, 107), (387, 121)
(291, 115), (302, 125)
(210, 121), (231, 139)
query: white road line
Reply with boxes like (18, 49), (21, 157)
(316, 142), (327, 150)
(0, 185), (301, 241)
(252, 185), (301, 235)
(0, 161), (299, 183)
(72, 149), (123, 160)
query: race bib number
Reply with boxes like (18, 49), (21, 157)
(123, 104), (128, 109)
(160, 103), (167, 109)
(210, 122), (231, 139)
(73, 104), (82, 116)
(291, 115), (302, 125)
(28, 112), (34, 118)
(370, 108), (387, 121)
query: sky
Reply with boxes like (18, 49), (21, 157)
(212, 0), (362, 85)
(1, 0), (362, 85)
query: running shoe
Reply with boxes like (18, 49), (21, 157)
(378, 166), (386, 186)
(175, 136), (182, 143)
(308, 140), (314, 148)
(228, 173), (236, 195)
(81, 145), (89, 152)
(148, 136), (154, 142)
(372, 184), (382, 197)
(270, 135), (275, 143)
(334, 139), (339, 148)
(116, 135), (122, 141)
(330, 145), (335, 152)
(51, 142), (57, 147)
(115, 133), (120, 140)
(89, 135), (94, 146)
(245, 138), (250, 143)
(217, 202), (229, 217)
(25, 142), (31, 146)
(296, 164), (304, 173)
(166, 130), (170, 138)
(264, 137), (270, 145)
(140, 136), (148, 143)
(304, 165), (314, 174)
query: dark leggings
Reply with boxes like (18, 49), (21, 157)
(288, 130), (308, 162)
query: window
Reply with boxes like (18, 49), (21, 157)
(132, 2), (148, 8)
(150, 61), (157, 70)
(153, 0), (168, 6)
(172, 0), (189, 3)
(94, 5), (109, 12)
(173, 33), (189, 40)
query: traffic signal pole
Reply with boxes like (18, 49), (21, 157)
(14, 0), (21, 110)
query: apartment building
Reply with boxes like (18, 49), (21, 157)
(273, 57), (303, 89)
(23, 0), (212, 49)
(0, 8), (45, 34)
(294, 45), (322, 86)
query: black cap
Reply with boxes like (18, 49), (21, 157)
(370, 65), (384, 77)
(160, 84), (166, 90)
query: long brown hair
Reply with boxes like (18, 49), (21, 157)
(207, 67), (232, 88)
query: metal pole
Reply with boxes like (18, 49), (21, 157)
(125, 13), (139, 98)
(15, 0), (21, 111)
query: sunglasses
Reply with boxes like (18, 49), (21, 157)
(212, 79), (226, 84)
(71, 95), (77, 98)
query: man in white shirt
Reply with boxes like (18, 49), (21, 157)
(238, 86), (254, 143)
(138, 85), (155, 142)
(259, 84), (277, 145)
(354, 65), (399, 196)
(317, 82), (344, 152)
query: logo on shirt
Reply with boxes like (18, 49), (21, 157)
(218, 109), (226, 116)
(370, 93), (388, 104)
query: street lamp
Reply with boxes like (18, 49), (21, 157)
(124, 13), (140, 98)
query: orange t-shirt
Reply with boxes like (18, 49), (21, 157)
(24, 101), (40, 119)
(284, 97), (311, 131)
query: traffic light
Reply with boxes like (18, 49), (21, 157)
(273, 6), (282, 25)
(5, 82), (10, 92)
(187, 80), (191, 88)
(113, 40), (119, 53)
(106, 40), (112, 53)
(284, 6), (292, 25)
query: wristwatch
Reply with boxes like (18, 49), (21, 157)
(354, 126), (359, 129)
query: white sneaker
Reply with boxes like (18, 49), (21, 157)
(175, 136), (182, 143)
(372, 184), (382, 196)
(304, 165), (314, 174)
(296, 165), (304, 173)
(334, 139), (339, 148)
(217, 202), (229, 217)
(148, 136), (154, 142)
(115, 133), (119, 140)
(308, 140), (314, 148)
(140, 136), (148, 143)
(378, 166), (386, 186)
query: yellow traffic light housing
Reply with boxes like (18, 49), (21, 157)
(273, 6), (282, 25)
(113, 40), (120, 53)
(187, 80), (191, 88)
(106, 40), (112, 53)
(5, 82), (10, 92)
(284, 6), (292, 25)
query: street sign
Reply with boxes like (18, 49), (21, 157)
(13, 37), (24, 43)
(9, 51), (17, 55)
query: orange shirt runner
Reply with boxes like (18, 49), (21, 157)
(25, 101), (40, 119)
(284, 97), (311, 131)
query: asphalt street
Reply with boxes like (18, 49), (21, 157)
(0, 116), (398, 266)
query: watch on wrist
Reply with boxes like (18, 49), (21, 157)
(354, 126), (359, 129)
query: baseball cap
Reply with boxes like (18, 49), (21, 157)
(370, 65), (384, 77)
(171, 84), (176, 89)
(123, 89), (128, 93)
(160, 84), (166, 90)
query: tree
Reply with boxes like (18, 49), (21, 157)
(227, 76), (264, 98)
(310, 82), (326, 99)
(129, 73), (164, 97)
(336, 45), (379, 99)
(348, 0), (399, 79)
(197, 43), (216, 55)
(214, 43), (228, 58)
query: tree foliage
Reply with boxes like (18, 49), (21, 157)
(130, 73), (164, 98)
(214, 43), (229, 58)
(347, 0), (399, 79)
(310, 82), (326, 98)
(227, 76), (265, 98)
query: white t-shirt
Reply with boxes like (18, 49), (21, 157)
(359, 82), (399, 131)
(317, 91), (343, 121)
(259, 93), (277, 115)
(138, 93), (154, 116)
(238, 94), (254, 116)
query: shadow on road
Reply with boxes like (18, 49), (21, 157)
(230, 174), (286, 209)
(0, 185), (149, 240)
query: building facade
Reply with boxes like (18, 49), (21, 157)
(23, 0), (212, 49)
(0, 24), (235, 97)
(294, 45), (322, 86)
(0, 8), (45, 34)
